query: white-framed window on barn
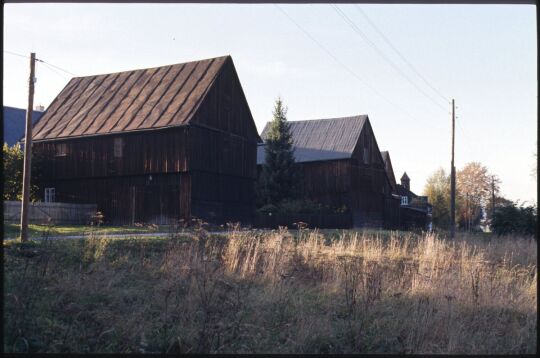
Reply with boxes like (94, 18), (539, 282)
(114, 137), (124, 158)
(55, 143), (67, 156)
(401, 196), (408, 206)
(45, 188), (55, 203)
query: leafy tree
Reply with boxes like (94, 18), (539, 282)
(423, 167), (464, 229)
(258, 98), (299, 206)
(3, 143), (24, 200)
(456, 162), (494, 230)
(423, 168), (451, 229)
(3, 142), (44, 201)
(491, 200), (537, 237)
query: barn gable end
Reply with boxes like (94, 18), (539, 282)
(32, 56), (259, 225)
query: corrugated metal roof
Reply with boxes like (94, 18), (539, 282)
(32, 56), (229, 141)
(257, 115), (367, 164)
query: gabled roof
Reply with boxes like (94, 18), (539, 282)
(32, 56), (231, 141)
(257, 115), (368, 164)
(3, 106), (44, 146)
(380, 150), (397, 190)
(401, 172), (410, 181)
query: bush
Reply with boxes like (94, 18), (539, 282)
(491, 201), (537, 237)
(257, 199), (347, 215)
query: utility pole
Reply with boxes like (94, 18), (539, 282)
(20, 52), (36, 242)
(450, 99), (456, 238)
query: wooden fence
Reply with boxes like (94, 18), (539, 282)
(4, 201), (98, 225)
(253, 212), (352, 229)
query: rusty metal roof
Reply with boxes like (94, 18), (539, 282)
(257, 115), (368, 164)
(32, 56), (230, 141)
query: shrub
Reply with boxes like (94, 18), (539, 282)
(491, 201), (537, 237)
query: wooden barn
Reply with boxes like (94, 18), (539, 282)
(257, 115), (399, 228)
(396, 172), (433, 230)
(380, 150), (402, 228)
(31, 55), (261, 225)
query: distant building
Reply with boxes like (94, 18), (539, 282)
(257, 115), (400, 228)
(3, 106), (44, 146)
(396, 172), (432, 230)
(31, 56), (260, 225)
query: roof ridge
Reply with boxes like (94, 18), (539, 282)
(72, 55), (231, 79)
(286, 114), (368, 123)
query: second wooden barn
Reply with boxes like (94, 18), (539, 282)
(31, 55), (261, 225)
(257, 115), (400, 228)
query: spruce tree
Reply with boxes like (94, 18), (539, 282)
(260, 98), (299, 206)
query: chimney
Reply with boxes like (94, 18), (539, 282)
(35, 104), (45, 112)
(401, 172), (410, 191)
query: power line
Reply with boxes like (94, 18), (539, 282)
(40, 61), (72, 79)
(354, 5), (450, 104)
(39, 59), (77, 77)
(331, 4), (448, 114)
(4, 50), (29, 59)
(274, 5), (444, 132)
(4, 50), (78, 77)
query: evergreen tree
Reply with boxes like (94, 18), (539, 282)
(259, 98), (299, 206)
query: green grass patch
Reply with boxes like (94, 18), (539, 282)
(3, 223), (167, 239)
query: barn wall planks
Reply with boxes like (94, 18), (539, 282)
(259, 118), (400, 229)
(33, 57), (259, 225)
(40, 173), (191, 225)
(35, 127), (189, 180)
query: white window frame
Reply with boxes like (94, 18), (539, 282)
(401, 196), (408, 206)
(45, 188), (55, 203)
(114, 137), (124, 158)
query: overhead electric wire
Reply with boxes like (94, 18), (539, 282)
(4, 50), (78, 77)
(354, 5), (450, 104)
(274, 5), (444, 131)
(4, 50), (29, 59)
(331, 4), (448, 114)
(39, 60), (78, 77)
(40, 61), (72, 79)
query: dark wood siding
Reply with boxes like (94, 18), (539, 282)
(40, 173), (191, 225)
(188, 125), (256, 224)
(191, 58), (259, 141)
(33, 58), (259, 225)
(35, 127), (189, 180)
(298, 159), (352, 208)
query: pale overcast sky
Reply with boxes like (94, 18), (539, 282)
(3, 3), (537, 204)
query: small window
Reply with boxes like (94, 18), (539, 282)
(114, 138), (123, 158)
(45, 188), (55, 203)
(55, 143), (67, 157)
(401, 196), (408, 206)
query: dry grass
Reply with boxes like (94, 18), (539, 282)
(3, 226), (537, 354)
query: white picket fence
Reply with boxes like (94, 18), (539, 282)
(4, 201), (98, 225)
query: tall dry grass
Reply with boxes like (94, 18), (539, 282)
(3, 226), (537, 353)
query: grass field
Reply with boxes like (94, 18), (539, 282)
(3, 226), (537, 354)
(3, 223), (163, 239)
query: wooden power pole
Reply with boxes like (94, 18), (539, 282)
(20, 52), (36, 242)
(450, 99), (456, 238)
